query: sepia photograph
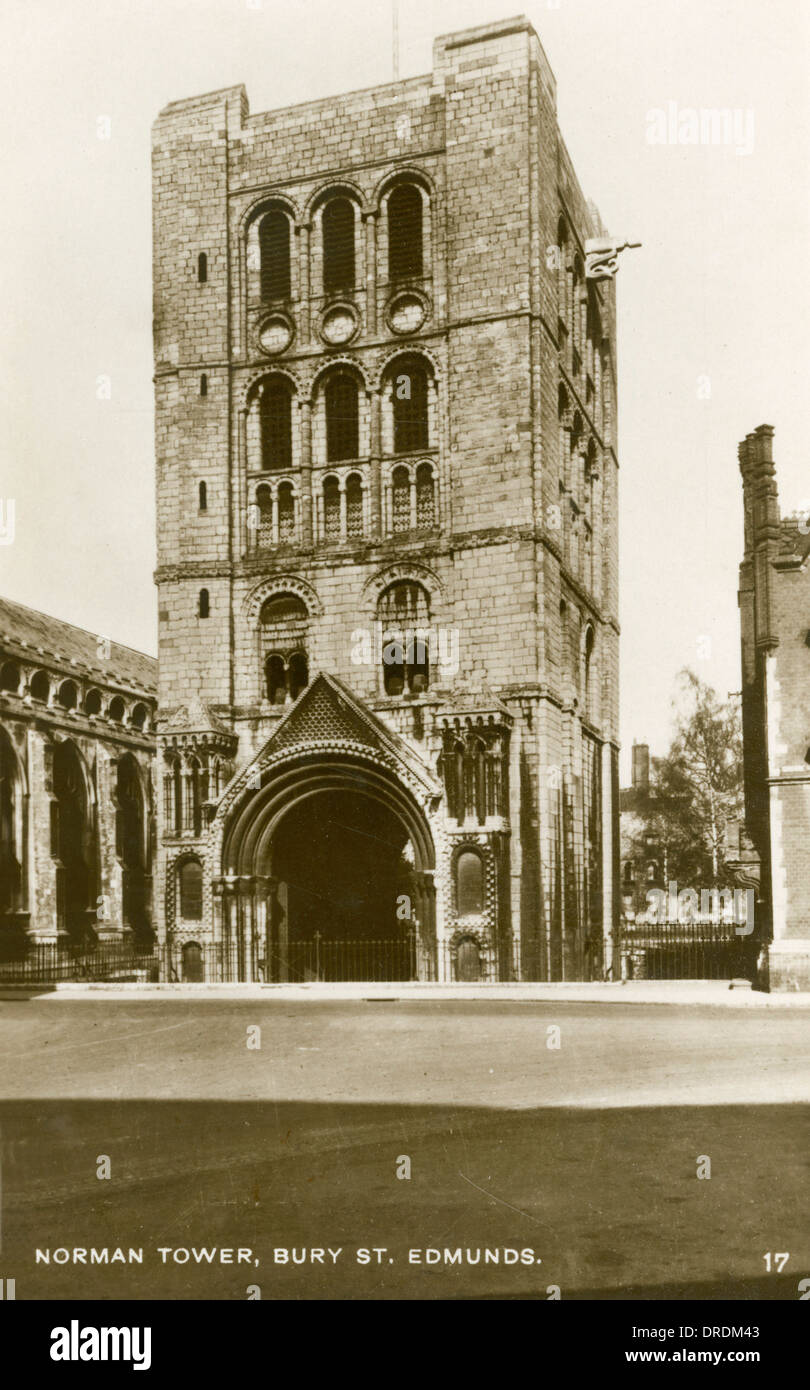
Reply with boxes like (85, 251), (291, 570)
(0, 0), (808, 1363)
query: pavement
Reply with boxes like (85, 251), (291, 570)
(0, 996), (808, 1300)
(4, 979), (810, 1005)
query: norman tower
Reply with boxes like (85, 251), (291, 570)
(152, 16), (620, 983)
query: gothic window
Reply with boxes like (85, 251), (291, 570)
(260, 377), (293, 470)
(179, 859), (203, 920)
(277, 482), (295, 542)
(259, 209), (291, 301)
(379, 581), (430, 695)
(392, 465), (410, 533)
(323, 475), (341, 539)
(198, 589), (209, 619)
(388, 184), (423, 281)
(346, 473), (363, 538)
(415, 462), (435, 527)
(325, 373), (359, 461)
(322, 197), (355, 291)
(198, 481), (207, 511)
(456, 850), (484, 915)
(392, 358), (429, 453)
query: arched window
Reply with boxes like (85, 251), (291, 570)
(457, 850), (484, 914)
(388, 184), (423, 281)
(392, 465), (410, 533)
(323, 475), (341, 539)
(346, 473), (363, 538)
(179, 860), (203, 920)
(256, 484), (273, 548)
(266, 654), (287, 704)
(259, 209), (291, 301)
(322, 197), (355, 292)
(415, 462), (435, 527)
(197, 252), (207, 283)
(0, 661), (20, 692)
(84, 688), (102, 716)
(259, 594), (308, 624)
(131, 703), (148, 731)
(108, 696), (126, 722)
(58, 680), (77, 710)
(200, 374), (208, 397)
(392, 358), (429, 453)
(30, 670), (49, 702)
(260, 377), (293, 470)
(559, 600), (569, 682)
(288, 651), (308, 700)
(198, 589), (210, 619)
(325, 373), (359, 461)
(277, 482), (295, 542)
(379, 580), (431, 695)
(583, 625), (595, 717)
(198, 481), (207, 511)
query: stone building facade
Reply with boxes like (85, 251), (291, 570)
(0, 596), (156, 957)
(152, 16), (621, 983)
(737, 424), (810, 989)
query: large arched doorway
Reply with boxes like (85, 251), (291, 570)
(52, 741), (95, 944)
(221, 754), (436, 982)
(269, 788), (416, 981)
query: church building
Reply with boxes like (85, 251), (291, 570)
(152, 16), (620, 983)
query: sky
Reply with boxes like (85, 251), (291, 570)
(1, 0), (808, 779)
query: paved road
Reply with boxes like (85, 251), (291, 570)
(0, 998), (807, 1299)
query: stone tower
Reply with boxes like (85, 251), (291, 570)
(151, 15), (620, 983)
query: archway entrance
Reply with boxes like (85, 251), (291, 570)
(268, 788), (416, 981)
(220, 753), (436, 983)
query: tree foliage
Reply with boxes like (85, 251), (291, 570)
(632, 670), (744, 888)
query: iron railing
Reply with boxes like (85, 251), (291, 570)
(0, 942), (160, 984)
(618, 919), (760, 981)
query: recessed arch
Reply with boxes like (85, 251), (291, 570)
(222, 753), (435, 880)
